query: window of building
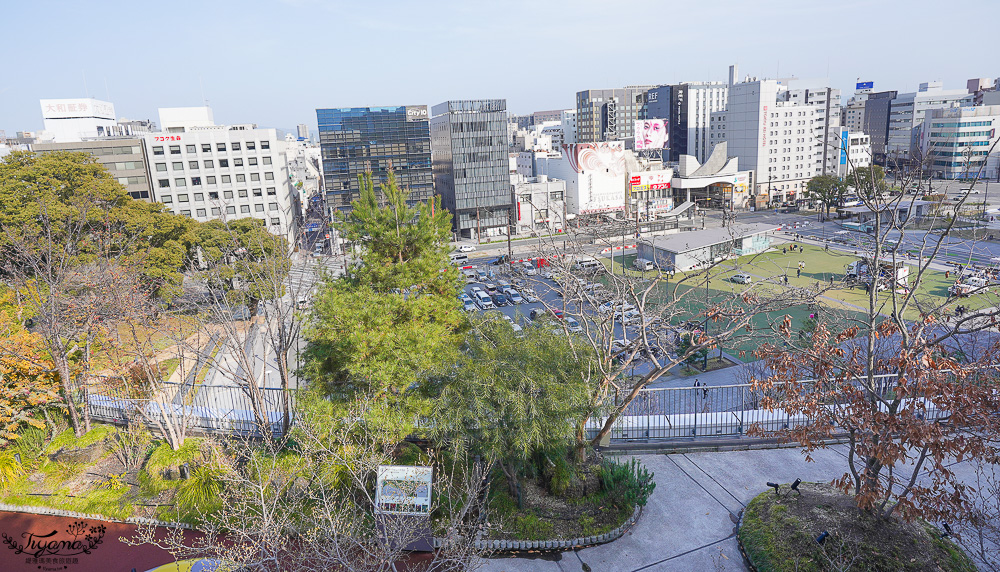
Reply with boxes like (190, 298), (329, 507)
(155, 163), (167, 172)
(217, 143), (226, 152)
(219, 159), (229, 168)
(202, 144), (212, 153)
(224, 190), (234, 199)
(175, 178), (186, 187)
(209, 191), (219, 199)
(153, 146), (164, 156)
(172, 162), (184, 170)
(264, 172), (274, 181)
(238, 189), (248, 198)
(270, 218), (280, 226)
(181, 210), (191, 216)
(204, 159), (214, 168)
(192, 177), (202, 186)
(177, 194), (189, 202)
(206, 176), (217, 185)
(234, 158), (243, 167)
(161, 194), (172, 203)
(159, 179), (170, 188)
(260, 141), (270, 150)
(263, 156), (272, 165)
(250, 173), (260, 182)
(226, 206), (236, 215)
(255, 204), (264, 212)
(189, 160), (199, 170)
(246, 141), (256, 150)
(266, 187), (276, 195)
(194, 193), (204, 201)
(253, 188), (262, 196)
(248, 157), (258, 166)
(240, 205), (250, 213)
(269, 202), (278, 211)
(169, 145), (181, 155)
(236, 174), (246, 183)
(196, 208), (207, 217)
(222, 175), (231, 183)
(211, 207), (221, 216)
(186, 144), (197, 153)
(232, 142), (241, 151)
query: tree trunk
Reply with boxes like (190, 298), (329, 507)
(53, 353), (82, 437)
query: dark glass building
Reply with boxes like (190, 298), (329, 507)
(316, 105), (432, 213)
(430, 99), (511, 239)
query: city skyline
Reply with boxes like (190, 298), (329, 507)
(1, 0), (998, 135)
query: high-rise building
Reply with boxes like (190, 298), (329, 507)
(142, 107), (298, 242)
(32, 139), (153, 201)
(863, 90), (897, 165)
(922, 105), (1000, 180)
(430, 99), (511, 239)
(886, 82), (972, 166)
(575, 86), (656, 143)
(316, 106), (433, 213)
(560, 109), (577, 144)
(710, 78), (819, 207)
(296, 124), (309, 140)
(648, 82), (729, 163)
(779, 80), (842, 176)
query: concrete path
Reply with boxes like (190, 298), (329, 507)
(476, 446), (992, 572)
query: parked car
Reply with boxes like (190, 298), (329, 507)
(730, 273), (752, 284)
(456, 244), (477, 252)
(541, 270), (555, 280)
(614, 309), (641, 325)
(521, 288), (539, 303)
(458, 293), (472, 303)
(521, 261), (538, 275)
(485, 283), (498, 293)
(475, 291), (495, 310)
(599, 301), (636, 314)
(471, 286), (484, 295)
(504, 288), (525, 304)
(491, 293), (510, 307)
(462, 299), (477, 312)
(497, 280), (512, 291)
(565, 316), (583, 333)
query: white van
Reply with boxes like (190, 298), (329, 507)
(450, 253), (469, 265)
(574, 259), (602, 273)
(632, 258), (655, 271)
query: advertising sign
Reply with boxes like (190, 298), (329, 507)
(629, 170), (672, 193)
(733, 172), (749, 195)
(405, 105), (428, 122)
(39, 99), (115, 120)
(562, 142), (626, 175)
(375, 465), (433, 516)
(856, 81), (874, 90)
(633, 119), (667, 150)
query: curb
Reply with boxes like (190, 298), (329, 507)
(454, 504), (642, 553)
(0, 502), (192, 530)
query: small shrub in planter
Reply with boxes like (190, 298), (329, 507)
(599, 458), (655, 511)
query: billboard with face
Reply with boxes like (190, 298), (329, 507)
(634, 119), (667, 150)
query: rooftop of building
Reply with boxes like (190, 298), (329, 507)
(642, 223), (778, 254)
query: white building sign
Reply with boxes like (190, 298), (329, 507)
(40, 98), (116, 120)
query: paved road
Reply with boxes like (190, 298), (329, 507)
(476, 446), (995, 571)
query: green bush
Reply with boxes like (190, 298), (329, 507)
(176, 464), (227, 517)
(0, 450), (26, 490)
(599, 458), (655, 510)
(13, 426), (46, 462)
(513, 513), (554, 540)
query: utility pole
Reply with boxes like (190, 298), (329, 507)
(507, 198), (513, 263)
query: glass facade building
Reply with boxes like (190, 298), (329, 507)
(316, 106), (432, 212)
(430, 100), (511, 239)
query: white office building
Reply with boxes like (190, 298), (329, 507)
(513, 174), (567, 234)
(142, 107), (298, 242)
(843, 83), (875, 134)
(710, 78), (820, 207)
(887, 82), (972, 164)
(560, 109), (577, 144)
(837, 129), (872, 177)
(921, 105), (1000, 180)
(779, 80), (842, 176)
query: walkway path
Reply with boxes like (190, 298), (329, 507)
(477, 446), (993, 571)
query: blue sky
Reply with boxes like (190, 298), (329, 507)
(2, 0), (998, 135)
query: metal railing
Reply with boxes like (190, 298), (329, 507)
(592, 373), (948, 443)
(88, 380), (291, 439)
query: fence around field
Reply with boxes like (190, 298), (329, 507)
(590, 374), (947, 443)
(88, 380), (290, 439)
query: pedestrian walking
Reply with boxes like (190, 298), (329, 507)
(945, 270), (950, 279)
(797, 268), (801, 278)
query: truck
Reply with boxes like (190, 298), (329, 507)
(949, 276), (990, 297)
(842, 221), (874, 233)
(845, 256), (910, 290)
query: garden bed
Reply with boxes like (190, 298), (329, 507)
(738, 481), (976, 571)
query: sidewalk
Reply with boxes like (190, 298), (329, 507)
(476, 446), (990, 571)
